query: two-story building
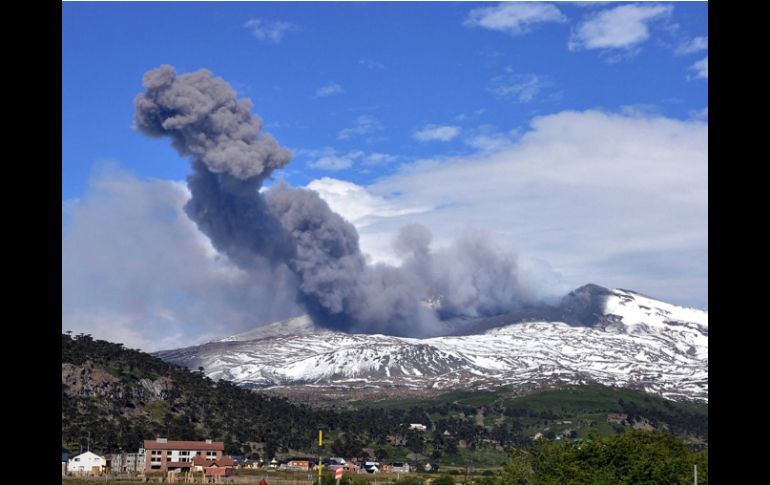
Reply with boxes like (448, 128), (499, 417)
(143, 438), (224, 472)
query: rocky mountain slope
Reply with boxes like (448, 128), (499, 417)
(155, 285), (708, 402)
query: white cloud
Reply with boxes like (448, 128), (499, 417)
(308, 149), (364, 171)
(488, 73), (543, 103)
(675, 36), (708, 56)
(307, 177), (429, 229)
(315, 82), (344, 97)
(338, 115), (383, 140)
(465, 2), (567, 35)
(320, 109), (707, 308)
(62, 166), (303, 351)
(568, 4), (673, 52)
(690, 56), (708, 80)
(297, 147), (397, 171)
(244, 18), (299, 43)
(413, 124), (461, 142)
(359, 59), (384, 70)
(464, 126), (520, 153)
(362, 152), (397, 166)
(572, 2), (613, 8)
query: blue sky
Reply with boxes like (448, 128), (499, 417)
(63, 1), (707, 196)
(62, 2), (708, 349)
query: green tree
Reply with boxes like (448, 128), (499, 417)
(503, 429), (707, 485)
(499, 448), (534, 485)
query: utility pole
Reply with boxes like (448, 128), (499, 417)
(694, 464), (697, 485)
(318, 430), (323, 485)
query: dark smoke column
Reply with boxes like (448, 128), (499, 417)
(134, 65), (295, 264)
(133, 65), (438, 336)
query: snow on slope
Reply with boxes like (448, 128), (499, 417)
(604, 288), (708, 329)
(155, 287), (708, 402)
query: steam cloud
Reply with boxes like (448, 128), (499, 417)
(134, 65), (535, 336)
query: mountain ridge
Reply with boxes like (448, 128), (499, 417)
(155, 284), (707, 402)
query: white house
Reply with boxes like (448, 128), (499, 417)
(409, 424), (427, 431)
(67, 451), (106, 475)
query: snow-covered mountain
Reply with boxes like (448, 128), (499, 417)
(155, 285), (708, 402)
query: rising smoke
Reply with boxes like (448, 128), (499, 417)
(134, 65), (535, 337)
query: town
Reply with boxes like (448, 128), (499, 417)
(63, 435), (442, 483)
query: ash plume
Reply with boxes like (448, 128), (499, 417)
(134, 65), (536, 337)
(394, 224), (533, 320)
(135, 65), (291, 181)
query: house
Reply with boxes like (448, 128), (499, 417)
(269, 458), (278, 469)
(143, 438), (225, 472)
(108, 449), (146, 474)
(391, 462), (410, 473)
(67, 451), (106, 475)
(287, 458), (314, 471)
(192, 455), (235, 477)
(363, 461), (379, 474)
(409, 424), (427, 431)
(424, 463), (439, 472)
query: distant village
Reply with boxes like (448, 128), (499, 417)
(64, 429), (441, 481)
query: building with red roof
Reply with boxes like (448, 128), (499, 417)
(143, 438), (226, 472)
